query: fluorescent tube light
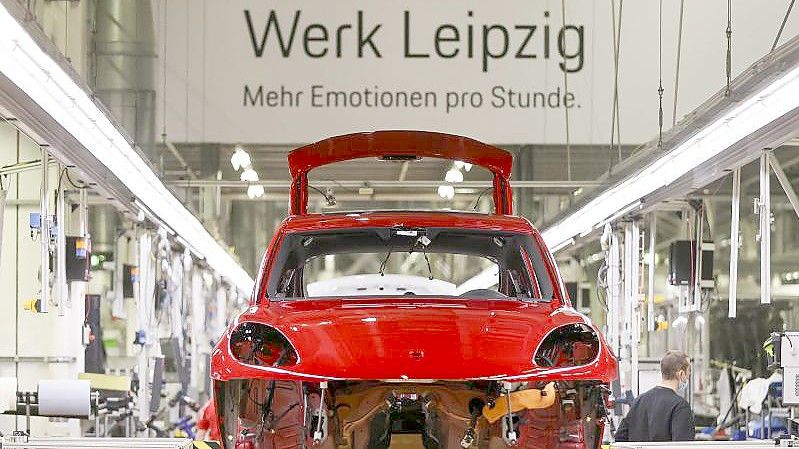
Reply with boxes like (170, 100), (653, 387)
(458, 49), (799, 292)
(0, 5), (254, 293)
(541, 63), (799, 251)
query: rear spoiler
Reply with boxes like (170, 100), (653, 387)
(287, 131), (513, 215)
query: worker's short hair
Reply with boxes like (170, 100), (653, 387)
(660, 350), (690, 380)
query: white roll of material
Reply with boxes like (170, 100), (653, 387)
(37, 379), (91, 417)
(0, 377), (17, 412)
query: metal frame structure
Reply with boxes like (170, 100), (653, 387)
(623, 220), (642, 396)
(38, 149), (49, 313)
(758, 151), (772, 304)
(0, 437), (194, 448)
(728, 167), (741, 318)
(612, 442), (799, 449)
(167, 179), (600, 189)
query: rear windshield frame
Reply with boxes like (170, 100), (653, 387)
(261, 227), (556, 302)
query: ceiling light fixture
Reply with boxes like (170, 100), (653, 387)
(437, 184), (455, 199)
(454, 160), (473, 172)
(247, 184), (265, 199)
(542, 62), (799, 252)
(230, 146), (251, 171)
(457, 45), (799, 292)
(444, 167), (464, 183)
(0, 4), (254, 292)
(240, 167), (259, 182)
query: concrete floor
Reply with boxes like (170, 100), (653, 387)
(389, 434), (425, 449)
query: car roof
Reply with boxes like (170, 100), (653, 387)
(279, 210), (538, 234)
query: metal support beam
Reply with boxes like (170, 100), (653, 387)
(759, 152), (771, 304)
(79, 185), (89, 236)
(0, 176), (6, 266)
(729, 168), (741, 318)
(0, 355), (76, 363)
(398, 161), (409, 182)
(55, 162), (66, 315)
(647, 213), (656, 332)
(692, 205), (704, 310)
(623, 221), (641, 395)
(167, 179), (602, 189)
(39, 149), (49, 313)
(768, 152), (799, 220)
(0, 158), (54, 176)
(603, 224), (622, 359)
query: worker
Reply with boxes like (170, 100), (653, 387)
(615, 350), (695, 442)
(196, 398), (221, 442)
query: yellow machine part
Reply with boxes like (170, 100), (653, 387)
(78, 372), (132, 392)
(22, 299), (41, 313)
(482, 382), (556, 424)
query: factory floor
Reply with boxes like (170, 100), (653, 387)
(389, 435), (424, 448)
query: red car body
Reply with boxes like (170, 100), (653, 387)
(211, 131), (617, 449)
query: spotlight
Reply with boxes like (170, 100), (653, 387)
(437, 185), (455, 199)
(230, 146), (251, 171)
(240, 168), (258, 182)
(444, 167), (463, 183)
(454, 160), (473, 172)
(247, 185), (265, 199)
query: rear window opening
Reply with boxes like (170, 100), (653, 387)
(304, 253), (495, 297)
(264, 227), (554, 301)
(304, 157), (498, 214)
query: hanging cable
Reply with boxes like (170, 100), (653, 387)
(609, 0), (624, 170)
(160, 0), (169, 141)
(725, 0), (732, 96)
(657, 0), (665, 151)
(561, 0), (572, 180)
(772, 0), (796, 52)
(63, 2), (69, 61)
(65, 170), (90, 190)
(672, 0), (685, 126)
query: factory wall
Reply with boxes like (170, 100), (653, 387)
(0, 121), (85, 435)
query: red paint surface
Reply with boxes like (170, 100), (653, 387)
(212, 298), (616, 383)
(253, 211), (569, 305)
(287, 131), (514, 214)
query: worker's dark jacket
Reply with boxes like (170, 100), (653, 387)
(615, 386), (695, 442)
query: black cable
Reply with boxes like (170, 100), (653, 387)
(715, 381), (746, 431)
(410, 237), (434, 280)
(65, 170), (89, 189)
(308, 185), (332, 202)
(471, 187), (493, 211)
(421, 251), (433, 280)
(657, 0), (665, 151)
(379, 246), (393, 276)
(772, 0), (796, 51)
(324, 178), (358, 194)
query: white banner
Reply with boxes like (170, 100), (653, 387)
(157, 0), (798, 145)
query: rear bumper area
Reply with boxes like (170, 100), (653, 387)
(213, 379), (610, 449)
